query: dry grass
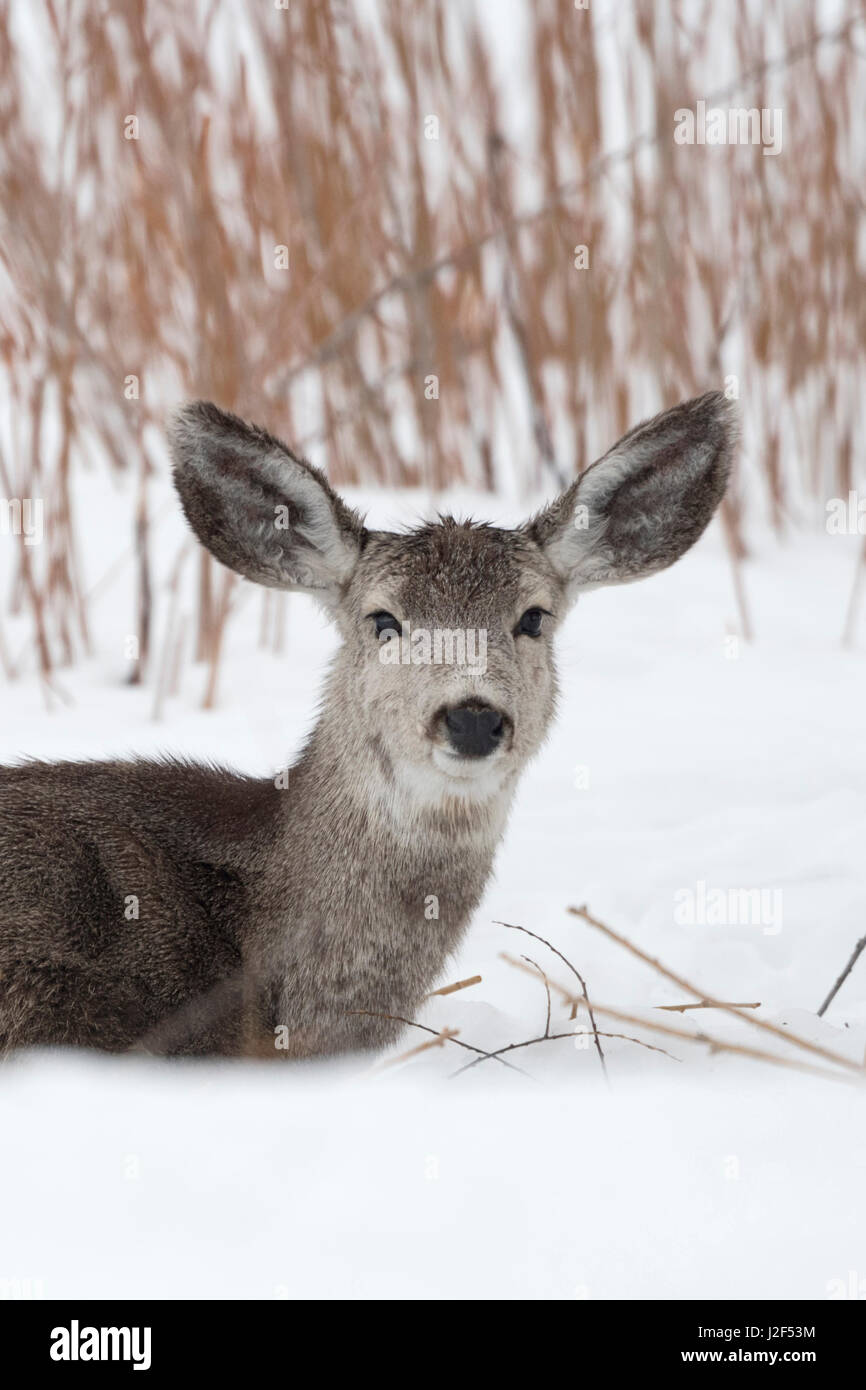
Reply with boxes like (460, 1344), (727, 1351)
(371, 914), (866, 1086)
(1, 0), (864, 695)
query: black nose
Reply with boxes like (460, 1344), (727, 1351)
(444, 703), (505, 758)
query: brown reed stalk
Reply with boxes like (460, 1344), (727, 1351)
(1, 1), (863, 695)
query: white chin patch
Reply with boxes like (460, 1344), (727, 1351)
(431, 746), (494, 778)
(423, 746), (508, 801)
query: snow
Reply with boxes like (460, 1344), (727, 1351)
(1, 480), (865, 1299)
(1, 1056), (864, 1300)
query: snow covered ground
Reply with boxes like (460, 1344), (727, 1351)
(1, 479), (865, 1299)
(2, 1057), (864, 1301)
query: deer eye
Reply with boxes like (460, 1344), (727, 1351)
(369, 610), (401, 638)
(516, 607), (547, 638)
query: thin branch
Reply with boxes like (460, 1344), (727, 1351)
(521, 954), (552, 1038)
(495, 921), (608, 1080)
(656, 1000), (761, 1013)
(378, 1027), (459, 1069)
(347, 1009), (527, 1075)
(451, 1025), (681, 1079)
(501, 955), (863, 1088)
(568, 904), (863, 1075)
(818, 933), (866, 1018)
(425, 974), (482, 999)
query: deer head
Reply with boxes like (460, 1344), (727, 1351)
(171, 392), (736, 806)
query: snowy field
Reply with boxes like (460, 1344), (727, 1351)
(1, 479), (865, 1300)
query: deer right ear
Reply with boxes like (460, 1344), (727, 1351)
(169, 401), (365, 603)
(525, 391), (737, 601)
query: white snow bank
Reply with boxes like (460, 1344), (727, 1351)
(0, 1054), (863, 1300)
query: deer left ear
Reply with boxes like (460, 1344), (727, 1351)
(170, 401), (365, 607)
(525, 391), (738, 598)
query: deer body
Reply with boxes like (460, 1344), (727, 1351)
(0, 393), (736, 1058)
(0, 726), (505, 1056)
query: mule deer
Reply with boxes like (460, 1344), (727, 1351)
(0, 392), (736, 1058)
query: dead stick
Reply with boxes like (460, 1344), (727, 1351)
(347, 1009), (526, 1074)
(426, 974), (481, 999)
(522, 956), (552, 1039)
(657, 1001), (761, 1013)
(817, 933), (866, 1018)
(502, 955), (862, 1087)
(495, 921), (608, 1080)
(452, 1025), (680, 1078)
(378, 1028), (459, 1068)
(568, 904), (862, 1074)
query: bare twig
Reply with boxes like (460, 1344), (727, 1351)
(818, 933), (866, 1019)
(568, 905), (863, 1075)
(502, 955), (863, 1087)
(451, 1025), (680, 1079)
(347, 1009), (527, 1075)
(425, 975), (481, 999)
(656, 1001), (761, 1013)
(521, 955), (552, 1038)
(495, 921), (608, 1080)
(378, 1027), (459, 1069)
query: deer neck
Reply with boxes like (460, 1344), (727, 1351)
(263, 673), (520, 1043)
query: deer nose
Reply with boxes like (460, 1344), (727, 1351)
(444, 703), (506, 758)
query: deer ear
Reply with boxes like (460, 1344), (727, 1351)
(526, 391), (737, 598)
(170, 401), (364, 603)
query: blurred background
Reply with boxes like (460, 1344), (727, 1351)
(1, 0), (865, 712)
